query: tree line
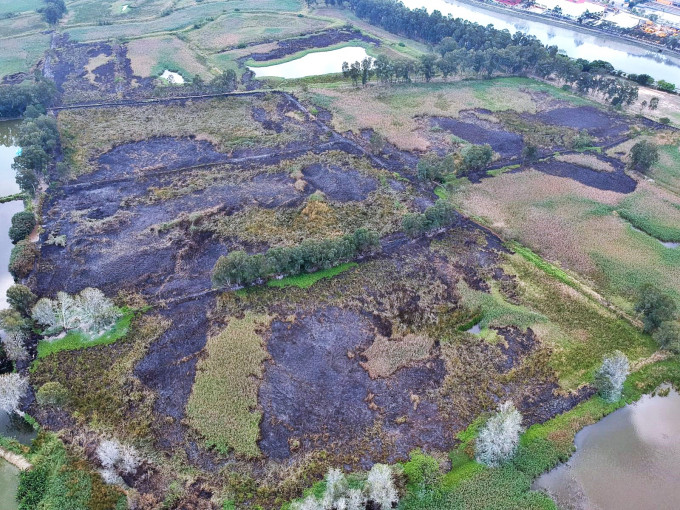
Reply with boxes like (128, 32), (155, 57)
(0, 79), (56, 119)
(337, 0), (640, 106)
(212, 228), (380, 287)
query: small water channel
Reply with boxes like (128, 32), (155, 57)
(0, 120), (30, 510)
(534, 389), (680, 509)
(248, 46), (370, 79)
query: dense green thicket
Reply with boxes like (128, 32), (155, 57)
(0, 80), (56, 119)
(8, 240), (38, 280)
(13, 114), (59, 194)
(629, 140), (660, 174)
(16, 433), (125, 510)
(212, 228), (380, 287)
(402, 201), (457, 237)
(38, 0), (66, 24)
(636, 284), (677, 333)
(8, 211), (36, 244)
(339, 0), (639, 105)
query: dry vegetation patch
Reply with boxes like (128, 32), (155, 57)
(555, 153), (614, 173)
(127, 35), (211, 79)
(309, 79), (540, 151)
(186, 313), (271, 459)
(360, 334), (435, 378)
(58, 94), (308, 176)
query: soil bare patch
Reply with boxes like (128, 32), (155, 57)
(531, 160), (637, 193)
(432, 116), (524, 158)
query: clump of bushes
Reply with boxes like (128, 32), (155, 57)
(635, 284), (676, 333)
(571, 129), (593, 150)
(212, 228), (380, 287)
(291, 464), (399, 510)
(9, 240), (39, 280)
(38, 0), (66, 24)
(32, 288), (121, 337)
(402, 200), (457, 238)
(6, 284), (37, 316)
(417, 152), (455, 182)
(460, 144), (493, 174)
(36, 381), (69, 407)
(653, 321), (680, 353)
(8, 211), (36, 243)
(629, 140), (659, 174)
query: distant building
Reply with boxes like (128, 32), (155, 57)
(657, 0), (680, 7)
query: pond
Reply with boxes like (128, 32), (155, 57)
(160, 69), (184, 84)
(534, 389), (680, 509)
(402, 0), (680, 86)
(248, 46), (370, 79)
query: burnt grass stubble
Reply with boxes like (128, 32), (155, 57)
(26, 92), (636, 505)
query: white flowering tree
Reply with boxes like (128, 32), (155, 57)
(475, 401), (524, 467)
(31, 297), (59, 333)
(366, 464), (398, 509)
(1, 330), (28, 362)
(96, 438), (141, 485)
(322, 468), (349, 508)
(31, 288), (120, 338)
(0, 373), (29, 416)
(291, 467), (369, 510)
(77, 287), (121, 335)
(595, 351), (629, 402)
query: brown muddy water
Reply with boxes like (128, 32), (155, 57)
(0, 120), (28, 510)
(534, 389), (680, 510)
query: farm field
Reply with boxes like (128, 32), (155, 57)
(1, 1), (680, 509)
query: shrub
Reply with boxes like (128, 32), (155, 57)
(475, 401), (523, 467)
(96, 438), (141, 485)
(460, 144), (493, 174)
(417, 152), (454, 181)
(653, 321), (680, 353)
(8, 240), (38, 280)
(403, 201), (457, 238)
(629, 140), (660, 173)
(403, 450), (441, 493)
(595, 351), (629, 402)
(6, 284), (37, 316)
(36, 382), (69, 407)
(660, 117), (671, 125)
(635, 284), (677, 333)
(571, 129), (593, 150)
(8, 211), (36, 243)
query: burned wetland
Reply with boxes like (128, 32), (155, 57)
(2, 1), (680, 508)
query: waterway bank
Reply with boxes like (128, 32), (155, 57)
(454, 0), (680, 59)
(534, 388), (680, 509)
(0, 447), (31, 471)
(402, 0), (680, 85)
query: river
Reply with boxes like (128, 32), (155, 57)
(0, 120), (27, 510)
(534, 389), (680, 509)
(402, 0), (680, 86)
